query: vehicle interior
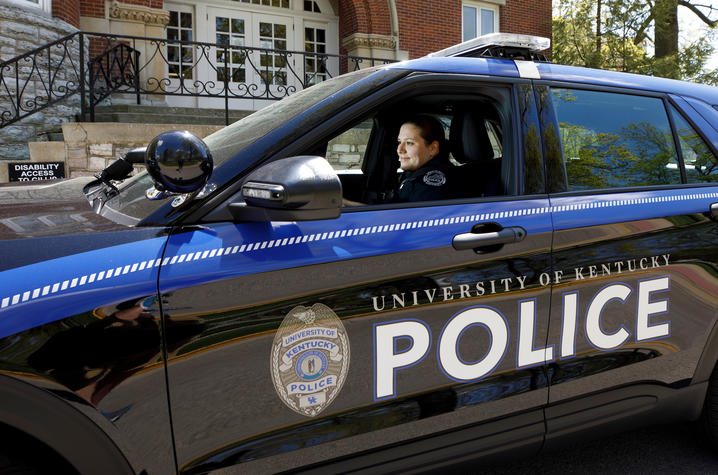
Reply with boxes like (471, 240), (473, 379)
(306, 92), (511, 206)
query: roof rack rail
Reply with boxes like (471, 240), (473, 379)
(428, 33), (551, 62)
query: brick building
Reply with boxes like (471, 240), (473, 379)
(4, 0), (551, 113)
(0, 0), (550, 170)
(31, 0), (551, 66)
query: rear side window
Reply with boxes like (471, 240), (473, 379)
(552, 88), (681, 191)
(668, 104), (718, 183)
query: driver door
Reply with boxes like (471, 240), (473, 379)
(159, 76), (554, 473)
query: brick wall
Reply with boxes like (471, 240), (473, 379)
(340, 0), (552, 60)
(366, 0), (392, 35)
(52, 0), (80, 28)
(500, 0), (552, 52)
(396, 0), (461, 58)
(338, 0), (367, 59)
(80, 0), (104, 18)
(339, 0), (367, 38)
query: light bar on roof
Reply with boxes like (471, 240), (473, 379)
(428, 33), (551, 58)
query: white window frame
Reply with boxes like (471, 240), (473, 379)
(165, 4), (196, 81)
(7, 0), (51, 14)
(462, 1), (500, 42)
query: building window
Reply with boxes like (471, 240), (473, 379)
(8, 0), (51, 14)
(259, 22), (288, 85)
(238, 0), (290, 8)
(215, 16), (247, 83)
(304, 1), (321, 12)
(304, 27), (327, 85)
(462, 1), (499, 42)
(167, 10), (194, 80)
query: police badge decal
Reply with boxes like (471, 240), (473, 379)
(271, 303), (350, 417)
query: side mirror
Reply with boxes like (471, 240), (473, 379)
(145, 130), (213, 194)
(228, 156), (342, 222)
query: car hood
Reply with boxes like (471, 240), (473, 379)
(0, 177), (126, 241)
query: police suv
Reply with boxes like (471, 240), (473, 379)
(1, 33), (718, 474)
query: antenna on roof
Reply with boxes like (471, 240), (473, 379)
(428, 33), (550, 62)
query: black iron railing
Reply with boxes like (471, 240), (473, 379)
(0, 31), (84, 128)
(88, 41), (141, 115)
(0, 31), (395, 128)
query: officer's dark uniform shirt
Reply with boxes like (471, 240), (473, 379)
(395, 158), (455, 202)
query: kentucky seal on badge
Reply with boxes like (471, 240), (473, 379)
(271, 303), (350, 417)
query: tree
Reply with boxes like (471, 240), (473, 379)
(553, 0), (718, 84)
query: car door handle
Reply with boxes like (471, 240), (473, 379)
(452, 226), (526, 251)
(711, 202), (718, 218)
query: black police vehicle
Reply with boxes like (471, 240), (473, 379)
(1, 33), (718, 473)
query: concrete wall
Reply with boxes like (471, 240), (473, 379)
(62, 122), (222, 178)
(0, 122), (222, 182)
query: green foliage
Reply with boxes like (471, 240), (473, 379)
(553, 0), (718, 84)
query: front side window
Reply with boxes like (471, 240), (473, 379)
(552, 88), (681, 191)
(102, 67), (391, 224)
(462, 1), (499, 42)
(668, 104), (718, 183)
(311, 88), (511, 206)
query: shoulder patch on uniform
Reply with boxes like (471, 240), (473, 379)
(271, 303), (350, 417)
(423, 170), (446, 186)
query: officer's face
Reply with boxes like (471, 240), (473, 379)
(397, 124), (439, 171)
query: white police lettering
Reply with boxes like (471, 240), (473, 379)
(518, 299), (554, 367)
(374, 320), (430, 399)
(637, 276), (670, 341)
(373, 275), (671, 400)
(560, 292), (579, 358)
(585, 283), (632, 350)
(369, 254), (670, 312)
(271, 303), (350, 416)
(438, 307), (508, 381)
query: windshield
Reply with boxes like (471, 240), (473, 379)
(100, 67), (381, 224)
(205, 67), (378, 166)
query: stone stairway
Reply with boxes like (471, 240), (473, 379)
(91, 105), (252, 126)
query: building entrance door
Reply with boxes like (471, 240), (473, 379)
(200, 7), (295, 112)
(164, 2), (337, 114)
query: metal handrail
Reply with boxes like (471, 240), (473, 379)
(0, 31), (396, 128)
(88, 40), (141, 121)
(0, 31), (83, 128)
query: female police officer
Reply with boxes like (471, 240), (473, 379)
(394, 115), (455, 202)
(342, 115), (456, 206)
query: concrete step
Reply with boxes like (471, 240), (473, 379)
(92, 105), (251, 126)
